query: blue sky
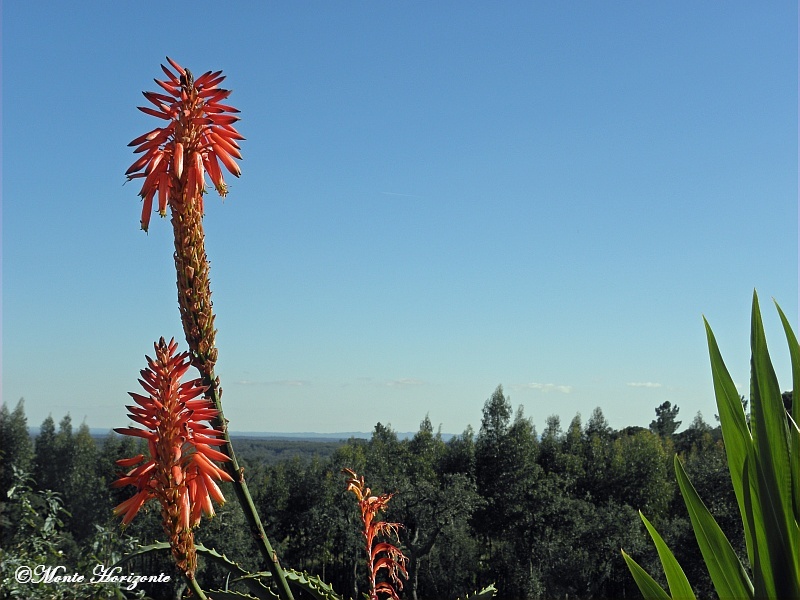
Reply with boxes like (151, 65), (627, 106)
(3, 2), (797, 435)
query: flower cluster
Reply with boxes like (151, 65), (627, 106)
(113, 338), (232, 575)
(126, 58), (243, 376)
(343, 469), (408, 600)
(126, 57), (244, 231)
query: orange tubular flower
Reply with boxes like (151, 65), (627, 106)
(126, 56), (243, 232)
(113, 337), (232, 576)
(126, 57), (243, 377)
(343, 469), (409, 600)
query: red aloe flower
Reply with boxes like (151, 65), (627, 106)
(113, 337), (233, 575)
(126, 56), (243, 232)
(343, 469), (409, 600)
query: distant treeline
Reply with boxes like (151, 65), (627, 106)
(1, 387), (777, 599)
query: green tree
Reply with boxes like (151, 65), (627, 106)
(557, 413), (586, 489)
(32, 415), (59, 493)
(609, 430), (674, 517)
(393, 417), (483, 600)
(537, 414), (562, 475)
(496, 407), (544, 599)
(674, 410), (714, 455)
(53, 414), (75, 493)
(541, 498), (647, 599)
(421, 505), (483, 599)
(365, 422), (407, 491)
(476, 390), (544, 599)
(475, 386), (513, 539)
(585, 406), (613, 439)
(0, 399), (33, 499)
(649, 400), (682, 437)
(440, 425), (476, 479)
(579, 408), (616, 503)
(62, 422), (106, 542)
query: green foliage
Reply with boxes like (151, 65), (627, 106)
(32, 415), (60, 497)
(1, 358), (760, 598)
(672, 412), (717, 460)
(0, 469), (133, 600)
(65, 423), (109, 542)
(0, 399), (34, 498)
(649, 402), (682, 438)
(235, 438), (344, 468)
(0, 399), (36, 548)
(609, 431), (674, 517)
(624, 293), (800, 599)
(120, 540), (497, 600)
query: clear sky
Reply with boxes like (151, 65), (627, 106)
(3, 2), (798, 436)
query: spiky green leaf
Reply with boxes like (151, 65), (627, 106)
(704, 316), (756, 565)
(455, 584), (498, 600)
(621, 550), (672, 600)
(639, 512), (696, 599)
(206, 592), (260, 600)
(675, 455), (753, 599)
(748, 294), (800, 598)
(775, 301), (800, 524)
(110, 540), (171, 568)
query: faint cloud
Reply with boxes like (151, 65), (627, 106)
(627, 382), (662, 388)
(515, 382), (572, 394)
(385, 378), (425, 387)
(380, 191), (423, 199)
(354, 377), (426, 388)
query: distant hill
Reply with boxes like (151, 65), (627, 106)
(227, 431), (456, 442)
(231, 431), (375, 442)
(28, 427), (455, 443)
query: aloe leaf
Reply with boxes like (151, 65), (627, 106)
(638, 512), (696, 599)
(674, 455), (753, 599)
(283, 570), (344, 600)
(704, 317), (756, 564)
(749, 293), (800, 598)
(456, 584), (498, 599)
(110, 542), (345, 600)
(206, 592), (260, 600)
(775, 301), (800, 522)
(254, 568), (345, 600)
(750, 293), (792, 519)
(774, 301), (800, 423)
(109, 540), (171, 567)
(621, 550), (672, 600)
(742, 449), (771, 600)
(193, 544), (277, 599)
(789, 413), (800, 526)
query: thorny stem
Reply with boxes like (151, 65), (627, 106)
(170, 201), (294, 600)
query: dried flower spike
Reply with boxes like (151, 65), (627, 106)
(126, 57), (244, 231)
(113, 337), (232, 576)
(343, 468), (409, 600)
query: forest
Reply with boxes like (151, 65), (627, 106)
(2, 385), (777, 600)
